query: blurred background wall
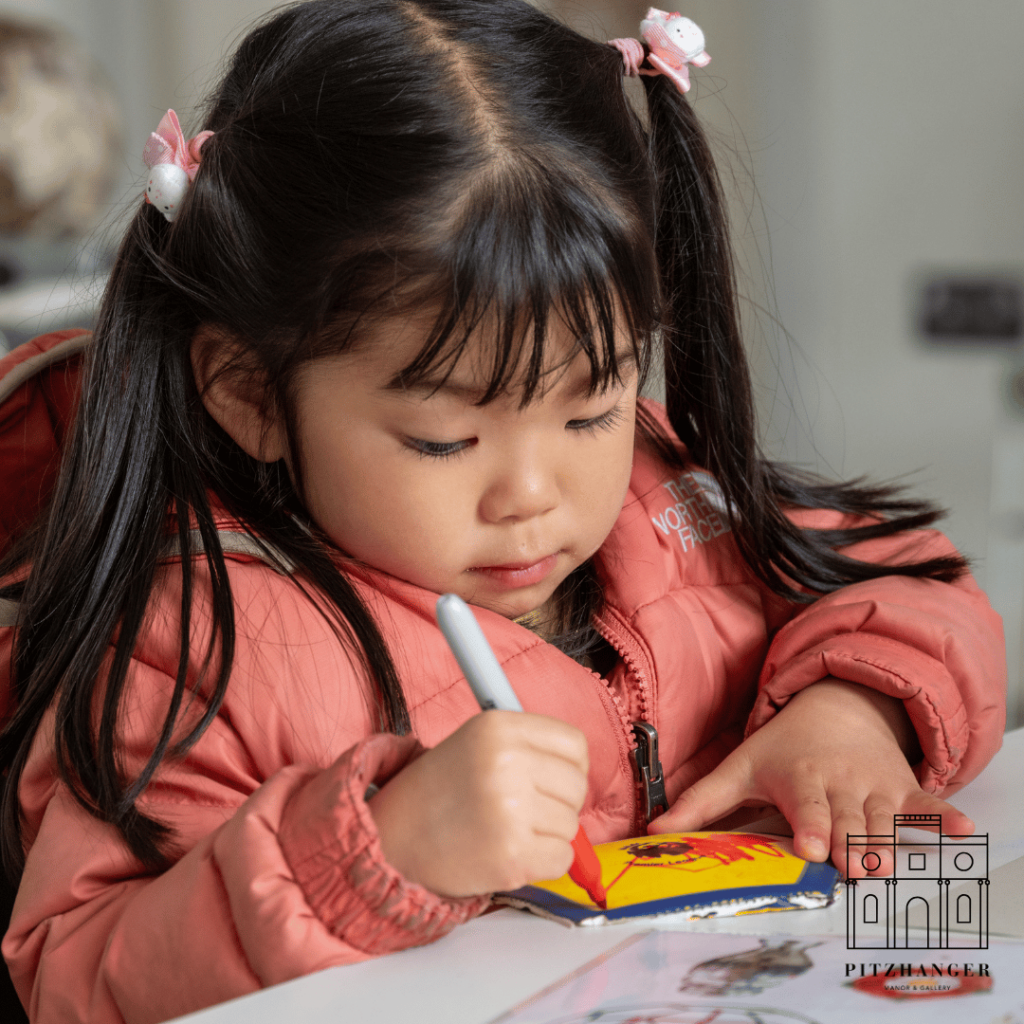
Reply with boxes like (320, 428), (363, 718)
(2, 0), (1022, 723)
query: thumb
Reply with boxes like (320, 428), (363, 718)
(648, 753), (752, 835)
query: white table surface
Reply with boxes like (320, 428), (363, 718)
(169, 728), (1024, 1024)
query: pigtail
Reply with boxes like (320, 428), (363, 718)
(0, 203), (413, 879)
(0, 222), (223, 875)
(640, 75), (965, 600)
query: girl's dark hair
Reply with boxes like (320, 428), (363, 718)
(0, 0), (963, 877)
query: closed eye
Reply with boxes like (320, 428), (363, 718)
(566, 403), (627, 435)
(404, 436), (474, 460)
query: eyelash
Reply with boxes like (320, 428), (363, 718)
(566, 403), (627, 436)
(406, 438), (472, 461)
(405, 402), (627, 460)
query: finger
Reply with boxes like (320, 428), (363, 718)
(648, 754), (752, 835)
(518, 714), (590, 771)
(765, 773), (832, 863)
(917, 796), (974, 836)
(896, 790), (975, 837)
(532, 755), (589, 813)
(530, 793), (582, 844)
(834, 800), (897, 878)
(828, 804), (869, 877)
(525, 834), (576, 886)
(833, 792), (974, 878)
(491, 832), (576, 891)
(863, 800), (899, 876)
(486, 798), (577, 887)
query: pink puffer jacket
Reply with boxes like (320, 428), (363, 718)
(0, 331), (1007, 1023)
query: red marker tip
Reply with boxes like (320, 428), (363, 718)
(567, 825), (607, 908)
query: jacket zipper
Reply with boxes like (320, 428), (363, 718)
(593, 610), (667, 832)
(631, 721), (668, 823)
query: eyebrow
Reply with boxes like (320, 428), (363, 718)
(384, 350), (638, 402)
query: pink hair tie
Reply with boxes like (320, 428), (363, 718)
(609, 7), (711, 95)
(142, 109), (214, 223)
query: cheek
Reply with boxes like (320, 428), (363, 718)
(295, 423), (404, 538)
(306, 447), (472, 567)
(576, 429), (635, 531)
(607, 412), (639, 508)
(611, 435), (636, 507)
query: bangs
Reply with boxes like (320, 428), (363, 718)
(373, 158), (660, 406)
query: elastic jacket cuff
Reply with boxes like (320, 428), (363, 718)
(279, 733), (490, 955)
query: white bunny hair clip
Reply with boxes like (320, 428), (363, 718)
(609, 8), (711, 95)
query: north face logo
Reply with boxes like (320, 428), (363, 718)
(651, 470), (731, 553)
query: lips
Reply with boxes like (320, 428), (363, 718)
(469, 553), (559, 588)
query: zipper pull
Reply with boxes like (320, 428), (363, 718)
(631, 721), (668, 824)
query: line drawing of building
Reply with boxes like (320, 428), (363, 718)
(845, 814), (989, 950)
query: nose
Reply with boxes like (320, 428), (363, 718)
(478, 446), (559, 524)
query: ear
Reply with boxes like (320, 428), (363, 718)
(190, 323), (288, 463)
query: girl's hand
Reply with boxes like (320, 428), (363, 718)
(368, 711), (589, 897)
(648, 678), (974, 876)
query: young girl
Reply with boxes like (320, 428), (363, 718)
(0, 1), (1006, 1021)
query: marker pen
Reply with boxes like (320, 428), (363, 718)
(436, 593), (608, 910)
